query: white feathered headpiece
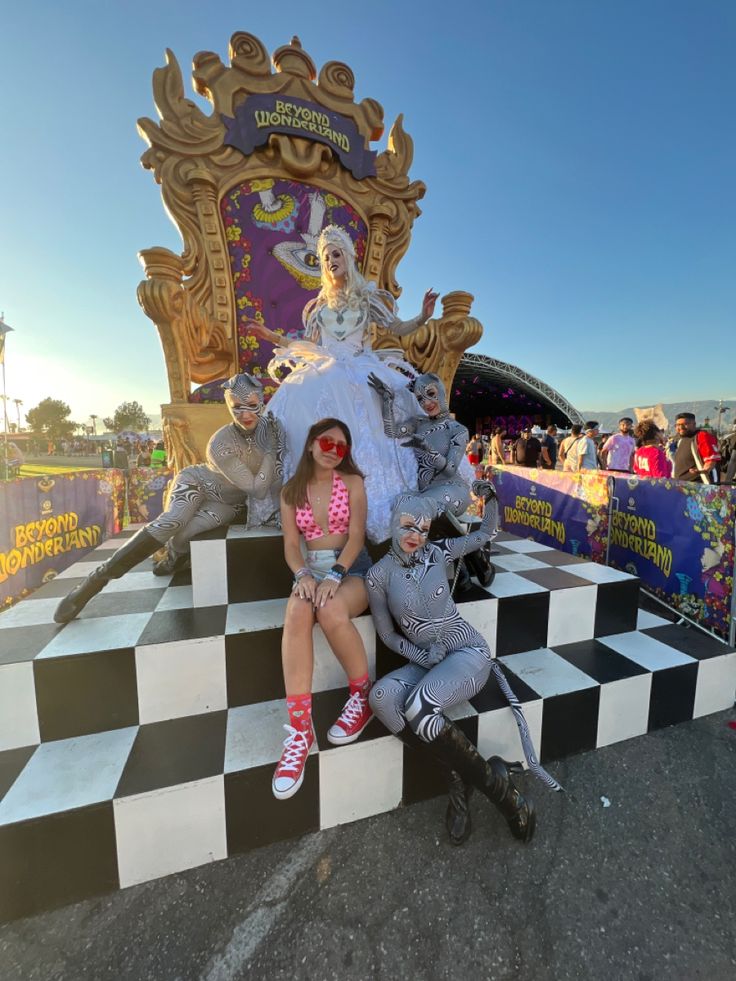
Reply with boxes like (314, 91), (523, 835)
(317, 224), (356, 261)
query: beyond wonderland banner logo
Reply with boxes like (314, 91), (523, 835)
(0, 512), (101, 583)
(223, 94), (377, 179)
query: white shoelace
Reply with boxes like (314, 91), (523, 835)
(277, 725), (311, 774)
(335, 691), (366, 727)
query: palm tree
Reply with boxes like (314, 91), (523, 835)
(13, 398), (22, 431)
(90, 414), (98, 435)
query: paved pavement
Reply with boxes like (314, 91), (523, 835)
(2, 710), (735, 981)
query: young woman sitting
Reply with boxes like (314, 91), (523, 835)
(273, 418), (373, 799)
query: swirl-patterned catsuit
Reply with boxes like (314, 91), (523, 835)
(146, 415), (285, 558)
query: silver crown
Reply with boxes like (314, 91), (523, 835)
(317, 224), (356, 260)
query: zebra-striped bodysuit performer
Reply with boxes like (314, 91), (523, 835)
(366, 483), (561, 845)
(54, 374), (285, 624)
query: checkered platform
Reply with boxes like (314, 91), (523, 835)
(0, 525), (734, 922)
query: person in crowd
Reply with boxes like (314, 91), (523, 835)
(565, 422), (599, 471)
(136, 443), (152, 467)
(601, 417), (636, 472)
(540, 424), (558, 470)
(490, 427), (506, 466)
(720, 426), (736, 484)
(673, 413), (721, 484)
(632, 420), (671, 478)
(466, 433), (483, 467)
(54, 374), (284, 623)
(559, 424), (582, 471)
(151, 441), (167, 467)
(113, 440), (130, 471)
(366, 483), (562, 846)
(272, 418), (374, 800)
(246, 223), (438, 542)
(513, 426), (542, 467)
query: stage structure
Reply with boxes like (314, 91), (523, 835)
(137, 32), (483, 470)
(451, 352), (584, 436)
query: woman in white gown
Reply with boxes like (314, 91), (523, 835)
(247, 225), (438, 542)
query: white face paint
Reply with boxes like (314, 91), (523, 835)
(321, 246), (347, 287)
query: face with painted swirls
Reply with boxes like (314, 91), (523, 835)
(397, 514), (432, 553)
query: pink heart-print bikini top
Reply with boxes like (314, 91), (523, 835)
(295, 472), (351, 541)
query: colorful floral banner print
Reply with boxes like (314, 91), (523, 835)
(189, 178), (368, 403)
(608, 477), (735, 637)
(127, 468), (174, 524)
(0, 470), (126, 609)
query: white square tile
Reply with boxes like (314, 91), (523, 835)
(499, 540), (554, 554)
(477, 700), (543, 768)
(225, 700), (304, 770)
(485, 573), (548, 598)
(693, 653), (736, 718)
(56, 561), (100, 579)
(319, 736), (403, 829)
(459, 598), (498, 655)
(114, 775), (227, 888)
(136, 636), (227, 724)
(0, 727), (137, 825)
(312, 617), (376, 692)
(155, 585), (194, 612)
(0, 598), (59, 628)
(225, 598), (288, 634)
(596, 675), (652, 748)
(599, 631), (694, 671)
(636, 609), (672, 630)
(0, 662), (40, 752)
(492, 554), (551, 573)
(571, 563), (635, 584)
(104, 571), (173, 592)
(37, 613), (152, 658)
(191, 539), (227, 607)
(546, 585), (597, 647)
(499, 649), (598, 697)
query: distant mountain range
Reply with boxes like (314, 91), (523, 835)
(581, 400), (735, 434)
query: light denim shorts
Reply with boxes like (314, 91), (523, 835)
(305, 547), (372, 581)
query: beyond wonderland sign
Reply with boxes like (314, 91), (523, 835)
(223, 94), (377, 179)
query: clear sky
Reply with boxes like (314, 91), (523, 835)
(2, 0), (734, 430)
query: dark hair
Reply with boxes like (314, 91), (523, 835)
(571, 423), (582, 436)
(619, 417), (633, 424)
(282, 418), (363, 508)
(584, 420), (599, 430)
(634, 419), (661, 444)
(676, 412), (696, 422)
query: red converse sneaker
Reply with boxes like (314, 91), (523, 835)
(272, 725), (314, 800)
(327, 691), (373, 745)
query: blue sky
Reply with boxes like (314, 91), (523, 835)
(2, 0), (734, 428)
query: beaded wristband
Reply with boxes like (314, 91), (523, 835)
(294, 567), (311, 580)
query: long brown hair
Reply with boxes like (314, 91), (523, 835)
(282, 418), (363, 507)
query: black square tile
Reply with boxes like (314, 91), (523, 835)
(227, 538), (294, 603)
(494, 531), (519, 543)
(401, 716), (479, 805)
(0, 745), (36, 802)
(79, 589), (164, 620)
(115, 711), (227, 797)
(0, 623), (65, 665)
(192, 527), (229, 542)
(540, 688), (600, 762)
(648, 663), (699, 731)
(0, 802), (119, 921)
(518, 568), (595, 591)
(533, 550), (588, 567)
(470, 665), (540, 712)
(226, 629), (285, 706)
(311, 689), (389, 745)
(455, 583), (494, 604)
(551, 639), (648, 684)
(34, 648), (138, 741)
(225, 760), (319, 853)
(643, 624), (734, 661)
(496, 592), (550, 657)
(169, 567), (193, 587)
(137, 606), (227, 645)
(594, 579), (640, 637)
(374, 635), (406, 679)
(18, 576), (85, 600)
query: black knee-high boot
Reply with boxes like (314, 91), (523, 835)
(396, 726), (473, 846)
(428, 720), (536, 843)
(54, 528), (162, 623)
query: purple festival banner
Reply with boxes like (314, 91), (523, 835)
(608, 477), (735, 637)
(0, 470), (125, 609)
(128, 468), (174, 524)
(491, 466), (610, 561)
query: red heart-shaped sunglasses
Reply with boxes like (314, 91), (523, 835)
(316, 436), (348, 458)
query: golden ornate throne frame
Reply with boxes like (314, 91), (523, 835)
(137, 32), (482, 470)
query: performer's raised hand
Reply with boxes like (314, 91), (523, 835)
(367, 372), (394, 403)
(472, 479), (496, 502)
(244, 319), (282, 346)
(419, 289), (440, 324)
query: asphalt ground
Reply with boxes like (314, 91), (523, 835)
(2, 710), (735, 981)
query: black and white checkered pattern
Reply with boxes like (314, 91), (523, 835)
(0, 526), (733, 922)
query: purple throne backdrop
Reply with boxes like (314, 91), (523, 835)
(189, 179), (368, 403)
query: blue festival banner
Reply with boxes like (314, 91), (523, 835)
(608, 477), (735, 637)
(491, 466), (610, 562)
(0, 470), (126, 609)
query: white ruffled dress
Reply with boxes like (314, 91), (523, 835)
(266, 287), (423, 542)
